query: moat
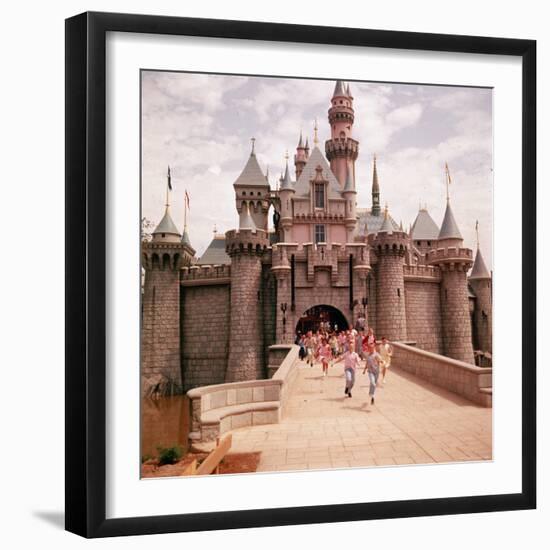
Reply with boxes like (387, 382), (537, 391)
(141, 395), (190, 460)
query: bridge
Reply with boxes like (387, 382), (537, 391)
(187, 345), (492, 473)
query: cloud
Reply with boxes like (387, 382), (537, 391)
(141, 73), (493, 267)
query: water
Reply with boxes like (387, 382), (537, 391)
(141, 395), (190, 459)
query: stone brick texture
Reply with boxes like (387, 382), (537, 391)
(226, 252), (266, 382)
(439, 268), (475, 363)
(181, 284), (230, 390)
(374, 253), (407, 341)
(470, 278), (492, 353)
(142, 233), (491, 391)
(392, 341), (492, 406)
(141, 263), (182, 391)
(404, 281), (443, 353)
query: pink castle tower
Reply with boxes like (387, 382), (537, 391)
(325, 81), (359, 187)
(294, 131), (308, 179)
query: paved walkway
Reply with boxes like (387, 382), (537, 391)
(230, 359), (492, 472)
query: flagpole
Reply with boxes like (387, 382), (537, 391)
(166, 166), (171, 209)
(184, 190), (187, 229)
(445, 162), (450, 202)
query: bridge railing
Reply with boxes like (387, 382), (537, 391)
(187, 345), (300, 446)
(391, 341), (492, 407)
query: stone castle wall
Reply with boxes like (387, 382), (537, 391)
(141, 267), (182, 391)
(291, 258), (353, 329)
(262, 266), (277, 364)
(374, 256), (407, 341)
(470, 278), (492, 353)
(440, 269), (475, 363)
(404, 281), (443, 353)
(226, 253), (266, 382)
(181, 284), (231, 390)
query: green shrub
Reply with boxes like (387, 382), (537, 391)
(157, 445), (183, 465)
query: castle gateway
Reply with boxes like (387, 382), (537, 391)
(141, 81), (492, 392)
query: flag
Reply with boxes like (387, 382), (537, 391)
(185, 190), (190, 210)
(167, 166), (172, 191)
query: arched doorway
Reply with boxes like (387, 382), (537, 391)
(295, 305), (349, 335)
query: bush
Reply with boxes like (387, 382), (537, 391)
(156, 445), (183, 465)
(141, 454), (153, 464)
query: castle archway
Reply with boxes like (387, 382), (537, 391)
(295, 304), (349, 335)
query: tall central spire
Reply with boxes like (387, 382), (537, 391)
(371, 154), (381, 216)
(325, 80), (359, 187)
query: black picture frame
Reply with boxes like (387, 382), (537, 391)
(65, 11), (536, 538)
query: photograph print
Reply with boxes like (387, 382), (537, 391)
(140, 71), (493, 478)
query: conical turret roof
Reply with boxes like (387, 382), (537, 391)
(153, 208), (180, 237)
(379, 207), (394, 233)
(234, 151), (267, 187)
(239, 202), (256, 231)
(280, 161), (294, 191)
(470, 248), (491, 279)
(333, 80), (347, 97)
(343, 166), (355, 192)
(297, 132), (304, 148)
(181, 226), (192, 247)
(411, 208), (440, 241)
(438, 201), (463, 240)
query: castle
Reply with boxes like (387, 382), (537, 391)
(141, 80), (493, 393)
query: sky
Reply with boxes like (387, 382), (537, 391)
(141, 71), (493, 269)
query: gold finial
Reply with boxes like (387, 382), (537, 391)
(384, 202), (389, 219)
(475, 220), (479, 248)
(313, 118), (319, 145)
(213, 224), (217, 235)
(250, 137), (256, 155)
(284, 150), (289, 162)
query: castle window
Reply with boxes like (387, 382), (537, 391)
(315, 224), (326, 244)
(242, 191), (246, 196)
(314, 183), (325, 208)
(397, 288), (401, 297)
(427, 241), (431, 246)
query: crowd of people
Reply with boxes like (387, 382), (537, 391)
(295, 325), (393, 405)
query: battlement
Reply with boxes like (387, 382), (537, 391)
(325, 137), (359, 161)
(142, 241), (193, 271)
(403, 264), (441, 281)
(142, 241), (186, 252)
(327, 105), (355, 125)
(427, 247), (473, 269)
(225, 229), (270, 257)
(180, 264), (231, 286)
(370, 230), (409, 256)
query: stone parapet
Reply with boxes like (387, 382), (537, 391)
(180, 264), (231, 286)
(370, 230), (409, 256)
(427, 247), (473, 269)
(187, 345), (299, 445)
(325, 137), (359, 161)
(225, 228), (269, 258)
(391, 341), (492, 407)
(403, 264), (441, 282)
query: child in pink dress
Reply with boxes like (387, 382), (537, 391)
(318, 338), (332, 377)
